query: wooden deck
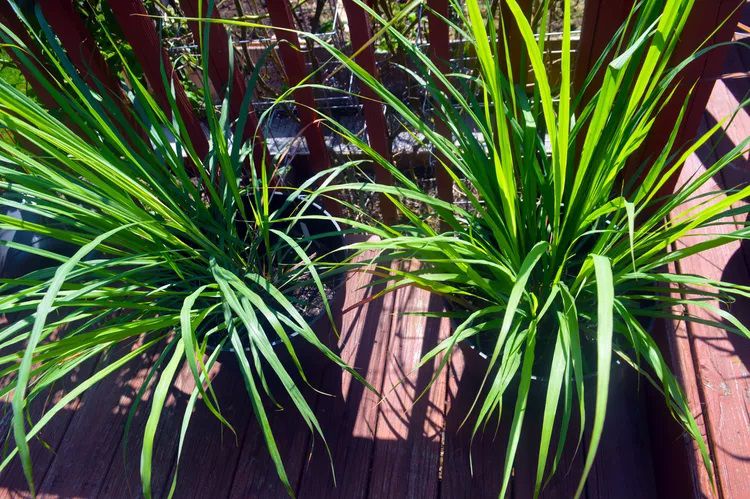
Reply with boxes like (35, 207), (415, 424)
(661, 37), (750, 498)
(1, 34), (749, 499)
(0, 251), (661, 498)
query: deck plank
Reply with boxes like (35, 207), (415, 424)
(440, 346), (507, 499)
(367, 271), (449, 499)
(30, 347), (160, 498)
(226, 320), (338, 498)
(97, 365), (196, 499)
(0, 358), (97, 499)
(584, 367), (659, 499)
(668, 72), (750, 497)
(295, 260), (400, 498)
(654, 308), (715, 497)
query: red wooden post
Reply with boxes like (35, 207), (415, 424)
(499, 0), (533, 82)
(178, 0), (268, 170)
(35, 0), (148, 143)
(106, 0), (209, 163)
(427, 0), (453, 206)
(574, 0), (634, 99)
(37, 0), (121, 97)
(341, 0), (396, 222)
(654, 0), (747, 162)
(0, 3), (58, 108)
(267, 0), (330, 178)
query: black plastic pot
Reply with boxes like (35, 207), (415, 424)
(0, 206), (83, 279)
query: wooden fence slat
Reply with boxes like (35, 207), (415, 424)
(641, 0), (746, 199)
(37, 0), (121, 99)
(35, 0), (151, 146)
(499, 0), (533, 82)
(178, 0), (268, 170)
(267, 0), (330, 178)
(427, 0), (453, 206)
(573, 0), (634, 99)
(105, 0), (209, 163)
(0, 3), (58, 108)
(341, 0), (396, 223)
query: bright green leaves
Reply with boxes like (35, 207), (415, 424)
(575, 255), (614, 498)
(12, 224), (132, 495)
(1, 7), (362, 495)
(466, 0), (518, 239)
(141, 339), (185, 499)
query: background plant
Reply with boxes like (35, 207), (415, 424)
(0, 6), (370, 498)
(239, 0), (750, 496)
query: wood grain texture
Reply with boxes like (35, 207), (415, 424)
(652, 313), (715, 498)
(668, 86), (750, 498)
(0, 359), (98, 499)
(31, 347), (161, 498)
(97, 365), (196, 499)
(296, 257), (398, 498)
(367, 271), (449, 498)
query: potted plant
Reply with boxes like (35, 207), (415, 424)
(276, 0), (750, 495)
(0, 8), (368, 498)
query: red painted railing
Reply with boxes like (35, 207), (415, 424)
(0, 0), (742, 225)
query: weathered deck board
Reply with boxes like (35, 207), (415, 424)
(294, 257), (398, 498)
(439, 345), (507, 499)
(665, 49), (750, 496)
(0, 358), (98, 498)
(2, 46), (748, 499)
(366, 272), (449, 498)
(32, 348), (161, 498)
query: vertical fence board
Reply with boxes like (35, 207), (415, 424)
(267, 0), (330, 178)
(341, 0), (396, 223)
(106, 0), (209, 163)
(641, 0), (746, 199)
(573, 0), (634, 99)
(178, 0), (268, 169)
(37, 0), (121, 98)
(427, 0), (453, 205)
(499, 0), (533, 82)
(0, 2), (58, 108)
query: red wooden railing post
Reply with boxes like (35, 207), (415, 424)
(0, 2), (58, 108)
(37, 0), (120, 97)
(574, 0), (635, 99)
(645, 0), (746, 177)
(267, 0), (330, 179)
(427, 0), (453, 206)
(178, 0), (269, 171)
(106, 0), (209, 165)
(35, 0), (149, 143)
(499, 0), (533, 82)
(341, 0), (396, 223)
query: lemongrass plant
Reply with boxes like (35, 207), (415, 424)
(0, 5), (370, 497)
(225, 0), (750, 495)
